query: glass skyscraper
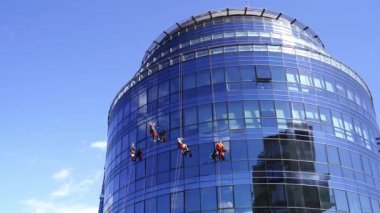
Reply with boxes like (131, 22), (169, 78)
(99, 8), (380, 213)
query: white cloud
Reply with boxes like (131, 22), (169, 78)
(51, 182), (71, 197)
(90, 141), (107, 151)
(52, 169), (71, 182)
(22, 199), (97, 213)
(51, 170), (102, 198)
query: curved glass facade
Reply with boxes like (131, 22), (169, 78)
(100, 8), (380, 213)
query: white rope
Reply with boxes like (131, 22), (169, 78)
(208, 50), (223, 207)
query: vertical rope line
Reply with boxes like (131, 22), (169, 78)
(172, 55), (184, 211)
(208, 51), (223, 208)
(121, 159), (133, 211)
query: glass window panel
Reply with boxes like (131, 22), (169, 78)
(247, 139), (265, 159)
(347, 88), (354, 101)
(171, 77), (179, 93)
(362, 157), (372, 175)
(313, 73), (325, 89)
(228, 101), (244, 119)
(318, 187), (335, 210)
(231, 140), (248, 160)
(215, 102), (228, 120)
(234, 185), (251, 208)
(292, 103), (305, 120)
(240, 66), (255, 81)
(253, 184), (270, 206)
(371, 198), (380, 213)
(226, 67), (240, 82)
(148, 86), (157, 102)
(185, 189), (200, 212)
(171, 191), (184, 213)
(212, 68), (225, 83)
(264, 139), (281, 158)
(256, 65), (271, 80)
(171, 111), (180, 129)
(299, 70), (313, 86)
(334, 190), (349, 212)
(303, 186), (320, 208)
(145, 197), (157, 213)
(286, 68), (299, 83)
(218, 186), (234, 208)
(360, 195), (372, 213)
(138, 91), (147, 107)
(268, 184), (286, 206)
(280, 140), (298, 159)
(229, 118), (245, 129)
(244, 101), (260, 118)
(339, 149), (352, 168)
(324, 76), (335, 92)
(298, 142), (314, 161)
(351, 152), (363, 172)
(260, 101), (275, 117)
(158, 152), (170, 172)
(347, 192), (362, 213)
(245, 118), (261, 128)
(197, 70), (210, 87)
(336, 82), (346, 97)
(275, 101), (291, 118)
(198, 104), (212, 123)
(201, 187), (217, 211)
(158, 81), (170, 97)
(319, 107), (332, 124)
(183, 73), (196, 89)
(135, 201), (144, 213)
(286, 185), (305, 207)
(305, 104), (319, 121)
(326, 146), (340, 165)
(184, 107), (197, 125)
(332, 111), (345, 138)
(271, 66), (286, 81)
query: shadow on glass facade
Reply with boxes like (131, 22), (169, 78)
(99, 8), (380, 213)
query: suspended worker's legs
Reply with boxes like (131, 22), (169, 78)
(158, 130), (167, 142)
(136, 149), (143, 161)
(210, 150), (218, 161)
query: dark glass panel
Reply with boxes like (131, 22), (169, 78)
(241, 66), (255, 81)
(303, 186), (320, 208)
(280, 140), (298, 160)
(264, 139), (281, 159)
(225, 67), (240, 82)
(253, 184), (270, 206)
(286, 185), (305, 207)
(256, 65), (271, 80)
(318, 187), (335, 210)
(197, 70), (211, 86)
(145, 197), (157, 213)
(268, 184), (286, 206)
(212, 68), (225, 83)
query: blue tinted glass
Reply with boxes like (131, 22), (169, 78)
(326, 146), (340, 165)
(198, 104), (212, 123)
(271, 66), (286, 81)
(158, 80), (169, 97)
(334, 190), (349, 211)
(231, 140), (248, 160)
(201, 187), (217, 211)
(157, 194), (170, 212)
(228, 101), (244, 119)
(218, 186), (234, 208)
(184, 107), (197, 125)
(234, 185), (251, 208)
(215, 102), (228, 120)
(240, 66), (255, 81)
(256, 65), (271, 80)
(171, 191), (184, 213)
(244, 101), (260, 118)
(260, 101), (275, 117)
(197, 70), (210, 86)
(226, 67), (240, 82)
(212, 68), (225, 83)
(347, 192), (361, 213)
(183, 73), (196, 89)
(185, 189), (200, 212)
(145, 197), (156, 213)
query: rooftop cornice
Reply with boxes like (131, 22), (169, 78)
(141, 7), (325, 65)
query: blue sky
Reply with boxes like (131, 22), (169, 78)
(1, 0), (379, 212)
